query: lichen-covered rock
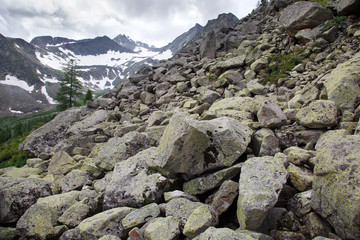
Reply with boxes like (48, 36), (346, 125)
(122, 203), (160, 230)
(193, 227), (256, 240)
(252, 128), (281, 157)
(247, 80), (267, 95)
(237, 156), (288, 230)
(288, 190), (312, 218)
(296, 100), (338, 128)
(207, 97), (257, 114)
(0, 227), (20, 240)
(303, 212), (332, 239)
(216, 55), (246, 70)
(58, 202), (90, 228)
(164, 190), (199, 202)
(183, 163), (242, 195)
(91, 131), (151, 171)
(312, 135), (360, 239)
(143, 216), (181, 240)
(283, 146), (315, 166)
(19, 108), (82, 156)
(147, 111), (168, 127)
(59, 170), (92, 193)
(183, 205), (218, 239)
(1, 166), (43, 178)
(270, 230), (306, 240)
(0, 177), (54, 224)
(36, 191), (80, 216)
(156, 111), (252, 177)
(206, 180), (238, 216)
(103, 148), (171, 210)
(287, 163), (313, 192)
(257, 100), (287, 128)
(98, 235), (121, 240)
(324, 51), (360, 111)
(236, 229), (273, 240)
(76, 207), (133, 240)
(47, 151), (78, 175)
(279, 1), (333, 37)
(336, 0), (360, 15)
(165, 198), (204, 226)
(67, 109), (108, 136)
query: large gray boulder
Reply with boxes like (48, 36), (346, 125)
(257, 100), (287, 128)
(279, 1), (333, 37)
(336, 0), (360, 15)
(103, 148), (171, 210)
(296, 100), (338, 128)
(67, 109), (108, 136)
(312, 135), (360, 239)
(143, 216), (181, 240)
(237, 156), (288, 230)
(0, 177), (54, 224)
(193, 227), (256, 240)
(90, 131), (151, 171)
(156, 111), (252, 177)
(19, 108), (82, 156)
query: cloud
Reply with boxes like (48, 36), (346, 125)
(0, 0), (257, 47)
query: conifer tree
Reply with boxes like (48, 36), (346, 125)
(83, 89), (93, 104)
(55, 59), (83, 111)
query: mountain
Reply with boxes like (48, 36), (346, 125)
(0, 13), (241, 116)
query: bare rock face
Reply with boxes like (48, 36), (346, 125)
(156, 111), (253, 178)
(0, 177), (54, 224)
(19, 108), (82, 157)
(279, 1), (333, 37)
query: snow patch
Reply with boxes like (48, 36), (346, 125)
(153, 50), (173, 60)
(1, 75), (34, 92)
(37, 69), (42, 74)
(9, 107), (23, 114)
(41, 86), (56, 104)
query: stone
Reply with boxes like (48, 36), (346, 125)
(145, 126), (166, 146)
(143, 216), (181, 240)
(284, 146), (315, 166)
(76, 207), (133, 240)
(36, 191), (80, 216)
(58, 202), (90, 228)
(0, 177), (53, 224)
(206, 180), (238, 216)
(59, 170), (92, 193)
(235, 229), (273, 240)
(165, 198), (203, 226)
(16, 203), (62, 240)
(336, 0), (360, 15)
(98, 235), (121, 240)
(200, 30), (216, 59)
(287, 163), (313, 192)
(217, 55), (246, 70)
(194, 227), (256, 240)
(156, 111), (252, 177)
(257, 100), (287, 128)
(67, 110), (108, 136)
(103, 148), (171, 210)
(207, 97), (257, 114)
(296, 100), (338, 128)
(122, 203), (160, 230)
(279, 1), (333, 37)
(250, 57), (268, 73)
(183, 205), (218, 239)
(183, 163), (242, 195)
(198, 88), (221, 105)
(252, 128), (281, 157)
(164, 190), (199, 202)
(237, 156), (288, 230)
(147, 111), (168, 127)
(324, 51), (360, 111)
(0, 227), (20, 240)
(247, 80), (267, 95)
(19, 108), (82, 156)
(91, 131), (151, 171)
(1, 167), (43, 178)
(312, 135), (360, 239)
(47, 151), (78, 175)
(140, 91), (156, 105)
(218, 70), (243, 85)
(270, 230), (306, 240)
(176, 82), (188, 93)
(303, 212), (332, 239)
(288, 190), (312, 218)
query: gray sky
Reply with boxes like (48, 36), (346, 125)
(0, 0), (257, 47)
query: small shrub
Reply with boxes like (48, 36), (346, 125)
(0, 135), (31, 168)
(322, 16), (347, 32)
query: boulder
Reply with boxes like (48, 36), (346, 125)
(156, 111), (252, 177)
(283, 146), (315, 166)
(216, 55), (246, 70)
(48, 151), (78, 175)
(59, 170), (92, 193)
(165, 198), (204, 226)
(287, 163), (313, 192)
(90, 131), (151, 171)
(58, 202), (90, 228)
(252, 128), (281, 157)
(183, 205), (218, 239)
(76, 207), (133, 240)
(19, 108), (82, 156)
(183, 163), (242, 195)
(103, 148), (171, 210)
(200, 30), (216, 59)
(143, 216), (181, 240)
(205, 180), (238, 216)
(296, 100), (338, 128)
(303, 212), (332, 239)
(312, 135), (360, 239)
(67, 110), (108, 136)
(140, 91), (156, 105)
(1, 167), (43, 178)
(0, 177), (53, 224)
(324, 51), (360, 111)
(279, 1), (333, 37)
(193, 227), (256, 240)
(246, 80), (267, 95)
(36, 191), (80, 216)
(237, 156), (288, 230)
(288, 190), (312, 218)
(164, 190), (199, 203)
(336, 0), (360, 15)
(257, 100), (287, 128)
(147, 111), (168, 127)
(122, 203), (160, 230)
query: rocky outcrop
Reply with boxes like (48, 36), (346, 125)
(2, 1), (360, 239)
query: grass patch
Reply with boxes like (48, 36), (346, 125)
(322, 16), (347, 32)
(261, 53), (303, 84)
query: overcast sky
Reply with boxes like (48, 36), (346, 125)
(0, 0), (257, 47)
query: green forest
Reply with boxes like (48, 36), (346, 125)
(0, 109), (58, 168)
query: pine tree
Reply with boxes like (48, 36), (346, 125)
(55, 59), (83, 111)
(83, 89), (93, 105)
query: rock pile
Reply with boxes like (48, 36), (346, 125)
(2, 0), (360, 239)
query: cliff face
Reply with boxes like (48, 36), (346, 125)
(2, 1), (360, 239)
